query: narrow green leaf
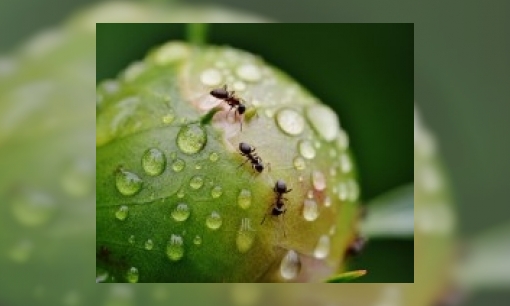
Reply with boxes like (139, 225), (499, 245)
(325, 270), (367, 283)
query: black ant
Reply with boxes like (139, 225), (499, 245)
(238, 142), (268, 173)
(261, 179), (293, 237)
(210, 85), (246, 130)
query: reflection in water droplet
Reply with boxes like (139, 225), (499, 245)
(116, 169), (143, 196)
(115, 205), (129, 221)
(128, 235), (135, 244)
(166, 234), (184, 261)
(145, 239), (154, 250)
(206, 211), (222, 230)
(303, 199), (319, 221)
(298, 140), (316, 159)
(306, 104), (339, 141)
(312, 170), (326, 191)
(237, 189), (252, 209)
(10, 189), (57, 227)
(126, 267), (139, 283)
(193, 235), (202, 245)
(236, 63), (261, 82)
(200, 68), (223, 86)
(314, 235), (331, 259)
(293, 156), (306, 170)
(142, 148), (166, 176)
(189, 175), (204, 190)
(276, 108), (305, 136)
(8, 240), (33, 263)
(172, 159), (185, 172)
(209, 152), (219, 162)
(211, 185), (223, 198)
(236, 218), (255, 253)
(177, 124), (207, 154)
(171, 203), (190, 222)
(280, 250), (301, 280)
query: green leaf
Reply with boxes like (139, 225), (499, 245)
(325, 270), (367, 282)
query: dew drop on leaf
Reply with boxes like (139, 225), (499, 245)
(142, 148), (166, 176)
(280, 250), (301, 280)
(115, 169), (143, 196)
(176, 124), (207, 154)
(166, 234), (184, 261)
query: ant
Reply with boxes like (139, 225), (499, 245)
(210, 85), (246, 130)
(261, 179), (293, 237)
(238, 142), (268, 173)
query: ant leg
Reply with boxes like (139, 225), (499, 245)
(226, 106), (234, 120)
(261, 214), (267, 225)
(281, 211), (287, 237)
(237, 158), (251, 169)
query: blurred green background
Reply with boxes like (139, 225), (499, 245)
(97, 23), (414, 282)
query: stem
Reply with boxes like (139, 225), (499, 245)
(187, 23), (208, 46)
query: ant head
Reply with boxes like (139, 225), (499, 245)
(237, 104), (246, 115)
(254, 163), (264, 173)
(239, 142), (252, 154)
(275, 180), (288, 193)
(210, 87), (229, 99)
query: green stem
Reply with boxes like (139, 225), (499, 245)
(187, 23), (208, 46)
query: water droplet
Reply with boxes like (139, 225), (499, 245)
(347, 179), (360, 202)
(236, 64), (261, 82)
(324, 195), (332, 208)
(126, 267), (139, 283)
(193, 235), (202, 245)
(194, 164), (202, 170)
(123, 61), (146, 82)
(128, 235), (135, 244)
(8, 240), (33, 263)
(200, 68), (223, 86)
(209, 152), (219, 162)
(166, 234), (184, 261)
(314, 235), (331, 259)
(336, 129), (349, 150)
(115, 205), (129, 221)
(237, 189), (252, 209)
(189, 175), (204, 190)
(280, 250), (301, 280)
(176, 188), (185, 199)
(162, 111), (175, 124)
(236, 218), (255, 253)
(303, 199), (319, 221)
(293, 157), (306, 170)
(312, 170), (326, 191)
(142, 148), (166, 176)
(298, 140), (316, 159)
(233, 80), (246, 91)
(154, 42), (189, 65)
(276, 108), (305, 136)
(206, 211), (222, 230)
(172, 159), (185, 172)
(171, 203), (190, 222)
(177, 124), (207, 154)
(338, 182), (348, 201)
(211, 185), (223, 198)
(145, 239), (154, 250)
(61, 159), (93, 197)
(116, 169), (143, 196)
(306, 104), (339, 141)
(340, 153), (352, 173)
(10, 189), (57, 227)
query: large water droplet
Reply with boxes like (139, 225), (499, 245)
(115, 205), (129, 221)
(193, 235), (202, 245)
(145, 239), (154, 250)
(312, 170), (326, 191)
(172, 159), (185, 172)
(171, 203), (190, 222)
(236, 63), (261, 82)
(293, 156), (306, 170)
(189, 175), (204, 190)
(126, 267), (139, 283)
(276, 108), (305, 136)
(236, 218), (255, 253)
(280, 250), (301, 280)
(313, 235), (330, 259)
(200, 68), (223, 86)
(206, 211), (222, 230)
(116, 169), (143, 196)
(211, 185), (223, 198)
(209, 152), (219, 162)
(303, 199), (319, 221)
(177, 124), (207, 154)
(10, 189), (57, 227)
(298, 140), (316, 159)
(237, 189), (252, 209)
(166, 234), (184, 261)
(8, 240), (33, 263)
(306, 105), (339, 141)
(142, 148), (166, 176)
